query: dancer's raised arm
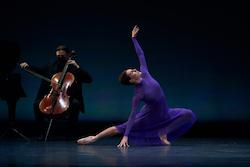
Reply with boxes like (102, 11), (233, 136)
(132, 25), (139, 38)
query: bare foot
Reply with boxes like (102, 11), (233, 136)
(161, 139), (171, 146)
(77, 136), (96, 145)
(159, 135), (171, 146)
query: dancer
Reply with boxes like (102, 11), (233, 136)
(77, 25), (196, 147)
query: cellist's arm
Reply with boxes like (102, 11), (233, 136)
(78, 67), (92, 83)
(67, 59), (92, 83)
(67, 60), (79, 69)
(20, 61), (45, 75)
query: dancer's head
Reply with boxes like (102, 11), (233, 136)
(119, 68), (142, 85)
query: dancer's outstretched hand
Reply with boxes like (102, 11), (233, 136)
(132, 25), (139, 38)
(117, 136), (129, 147)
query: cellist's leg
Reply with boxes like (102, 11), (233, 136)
(67, 98), (80, 140)
(33, 99), (46, 140)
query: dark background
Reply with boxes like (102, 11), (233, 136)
(1, 1), (249, 137)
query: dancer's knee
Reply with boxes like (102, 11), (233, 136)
(183, 109), (194, 121)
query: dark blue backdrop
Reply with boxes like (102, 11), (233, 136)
(1, 1), (249, 122)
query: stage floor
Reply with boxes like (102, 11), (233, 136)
(0, 136), (250, 167)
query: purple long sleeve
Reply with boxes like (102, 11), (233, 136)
(132, 37), (149, 76)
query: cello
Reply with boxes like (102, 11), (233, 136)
(39, 50), (76, 119)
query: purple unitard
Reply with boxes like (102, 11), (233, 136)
(115, 37), (196, 146)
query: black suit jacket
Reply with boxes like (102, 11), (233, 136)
(30, 59), (92, 113)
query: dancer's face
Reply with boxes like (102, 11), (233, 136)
(126, 69), (142, 82)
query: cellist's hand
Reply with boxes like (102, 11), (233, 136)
(20, 62), (29, 69)
(67, 60), (79, 69)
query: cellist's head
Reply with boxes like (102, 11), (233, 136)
(55, 45), (70, 64)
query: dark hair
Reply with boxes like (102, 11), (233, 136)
(119, 67), (137, 85)
(55, 45), (70, 54)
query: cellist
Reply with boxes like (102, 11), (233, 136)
(20, 45), (92, 141)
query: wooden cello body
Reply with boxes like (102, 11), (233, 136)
(39, 50), (76, 119)
(39, 72), (75, 119)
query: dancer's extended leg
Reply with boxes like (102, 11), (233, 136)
(77, 126), (120, 145)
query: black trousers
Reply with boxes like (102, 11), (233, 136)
(33, 98), (80, 136)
